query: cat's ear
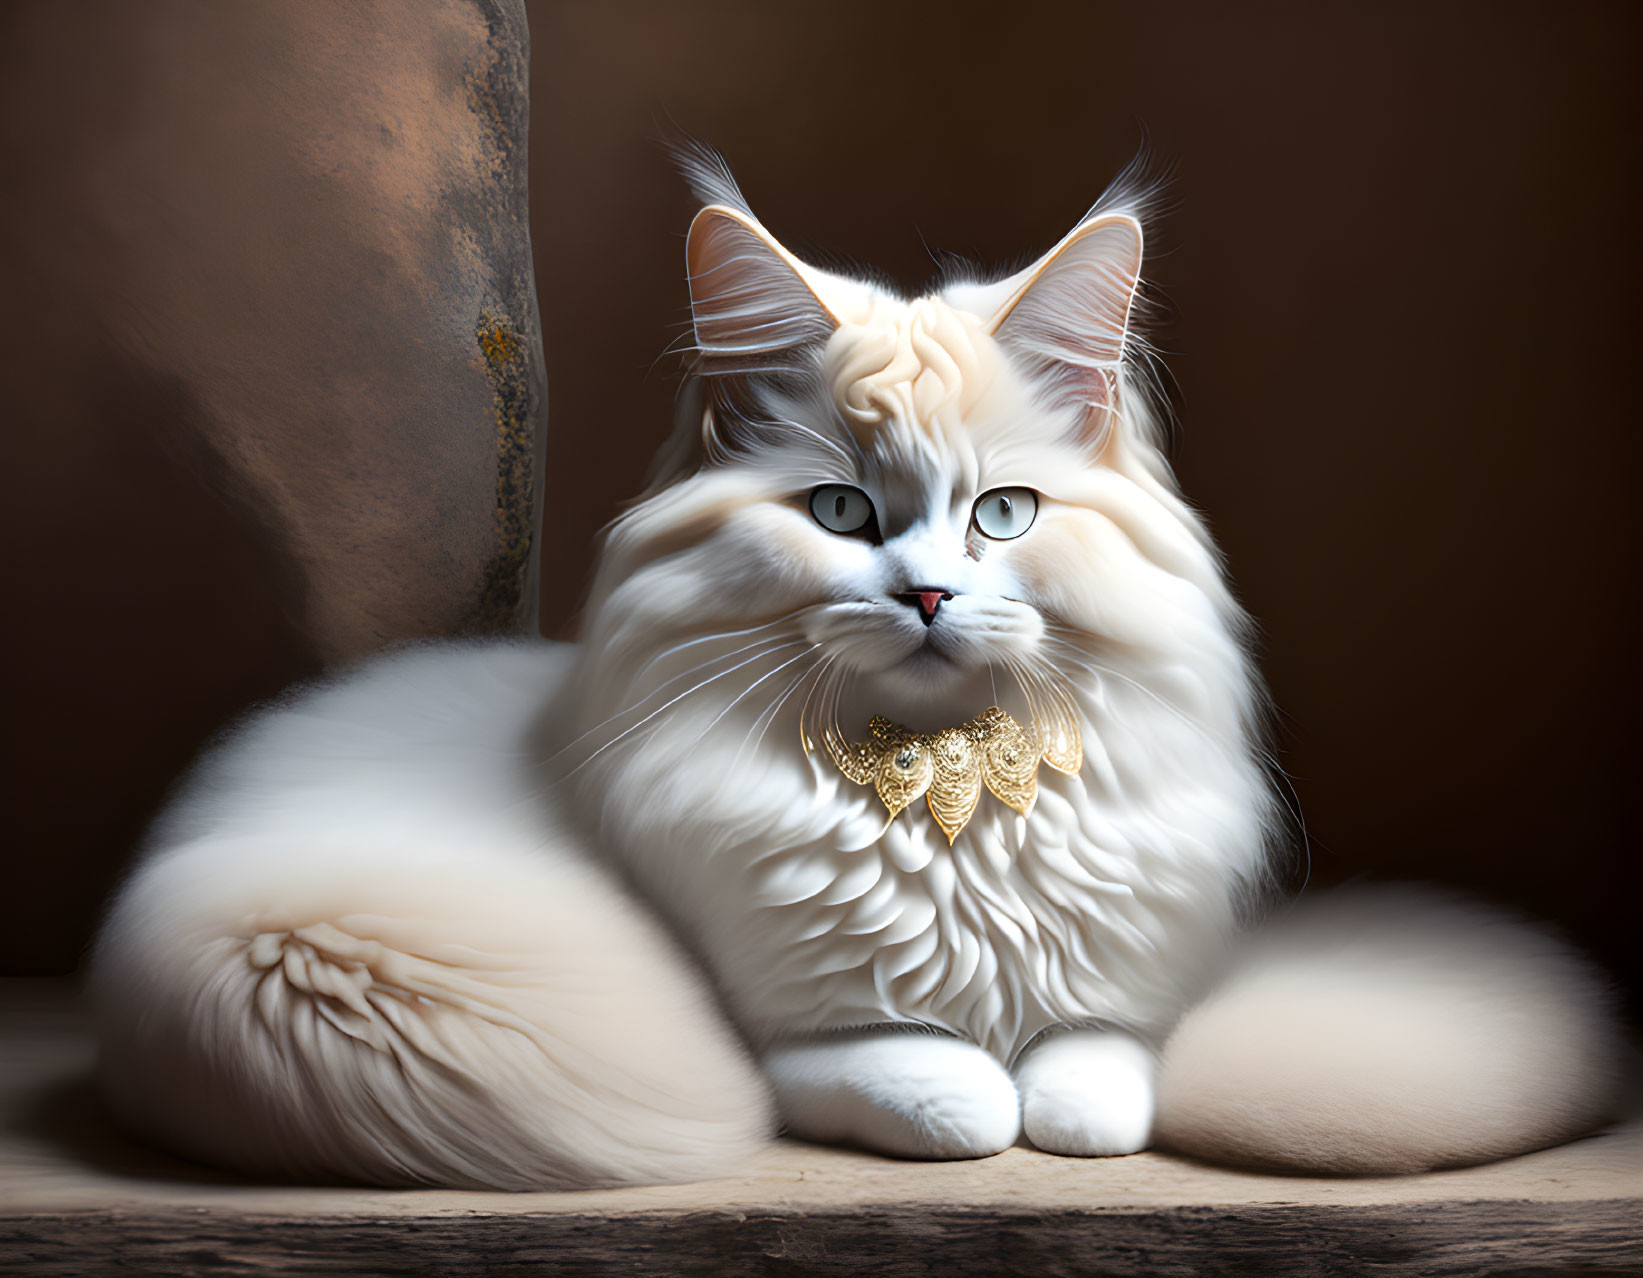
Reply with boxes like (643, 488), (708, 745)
(686, 205), (841, 374)
(988, 213), (1144, 430)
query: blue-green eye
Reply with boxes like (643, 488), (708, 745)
(810, 484), (875, 534)
(972, 487), (1038, 539)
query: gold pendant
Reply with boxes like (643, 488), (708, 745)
(822, 706), (1082, 843)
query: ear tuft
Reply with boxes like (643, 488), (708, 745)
(671, 139), (755, 220)
(686, 205), (838, 375)
(990, 213), (1144, 424)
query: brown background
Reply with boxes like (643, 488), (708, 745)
(5, 2), (1640, 1010)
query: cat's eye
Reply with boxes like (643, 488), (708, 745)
(972, 487), (1038, 540)
(809, 484), (876, 535)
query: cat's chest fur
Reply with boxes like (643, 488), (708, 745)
(576, 694), (1249, 1063)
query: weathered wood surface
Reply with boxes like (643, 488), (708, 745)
(5, 1199), (1643, 1278)
(3, 980), (1639, 1276)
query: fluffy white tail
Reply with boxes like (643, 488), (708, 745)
(1154, 885), (1625, 1174)
(92, 834), (774, 1190)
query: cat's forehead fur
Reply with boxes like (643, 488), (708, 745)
(825, 295), (1006, 449)
(811, 287), (1086, 513)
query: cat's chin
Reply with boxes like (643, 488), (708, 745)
(846, 650), (1002, 729)
(890, 648), (970, 696)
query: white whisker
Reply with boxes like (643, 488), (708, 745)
(637, 611), (814, 681)
(698, 644), (822, 741)
(743, 655), (829, 766)
(557, 640), (810, 778)
(548, 635), (800, 765)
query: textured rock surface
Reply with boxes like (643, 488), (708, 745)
(0, 0), (546, 974)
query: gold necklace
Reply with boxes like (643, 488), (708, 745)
(821, 706), (1082, 843)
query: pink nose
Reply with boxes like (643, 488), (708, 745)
(899, 589), (954, 626)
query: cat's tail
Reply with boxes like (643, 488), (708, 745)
(90, 832), (774, 1190)
(1152, 884), (1627, 1174)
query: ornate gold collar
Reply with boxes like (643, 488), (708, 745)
(822, 707), (1082, 843)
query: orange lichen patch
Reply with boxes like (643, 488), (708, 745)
(479, 319), (519, 366)
(469, 308), (535, 631)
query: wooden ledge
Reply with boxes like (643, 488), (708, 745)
(2, 979), (1638, 1276)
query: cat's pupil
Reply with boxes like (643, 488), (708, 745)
(834, 494), (847, 518)
(999, 497), (1012, 518)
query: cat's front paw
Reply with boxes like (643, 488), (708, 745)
(1014, 1028), (1155, 1157)
(763, 1031), (1020, 1159)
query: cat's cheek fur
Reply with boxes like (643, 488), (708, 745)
(1012, 510), (1222, 655)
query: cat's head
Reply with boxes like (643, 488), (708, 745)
(578, 152), (1246, 745)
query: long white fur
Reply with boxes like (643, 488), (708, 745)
(92, 643), (774, 1189)
(566, 164), (1272, 1081)
(91, 155), (1624, 1186)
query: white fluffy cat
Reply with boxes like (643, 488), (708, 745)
(90, 155), (1622, 1189)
